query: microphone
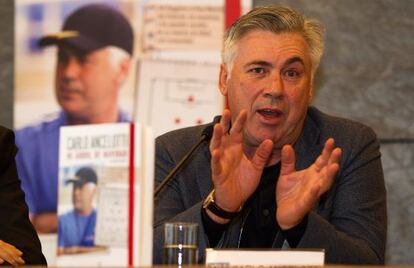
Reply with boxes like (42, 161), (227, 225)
(154, 116), (220, 197)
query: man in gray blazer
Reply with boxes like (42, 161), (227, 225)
(154, 5), (386, 264)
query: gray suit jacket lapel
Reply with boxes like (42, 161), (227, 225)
(294, 114), (323, 170)
(195, 141), (213, 198)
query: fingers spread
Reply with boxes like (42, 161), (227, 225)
(327, 163), (340, 181)
(318, 163), (339, 194)
(315, 138), (335, 170)
(280, 145), (296, 176)
(220, 109), (231, 134)
(229, 109), (247, 135)
(211, 149), (223, 178)
(209, 123), (223, 152)
(328, 147), (342, 166)
(318, 147), (341, 194)
(251, 139), (273, 169)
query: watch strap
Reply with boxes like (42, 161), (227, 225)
(203, 190), (240, 219)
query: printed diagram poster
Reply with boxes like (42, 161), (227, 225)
(141, 0), (253, 61)
(142, 1), (222, 60)
(135, 59), (223, 138)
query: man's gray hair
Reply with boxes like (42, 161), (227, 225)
(222, 5), (325, 74)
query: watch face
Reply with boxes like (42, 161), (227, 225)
(203, 190), (215, 208)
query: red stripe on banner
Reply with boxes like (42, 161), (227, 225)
(128, 123), (135, 266)
(225, 0), (241, 109)
(225, 0), (241, 29)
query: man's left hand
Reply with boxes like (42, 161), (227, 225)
(276, 138), (342, 230)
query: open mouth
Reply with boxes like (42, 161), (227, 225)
(257, 108), (283, 117)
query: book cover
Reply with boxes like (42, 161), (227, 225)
(57, 122), (153, 266)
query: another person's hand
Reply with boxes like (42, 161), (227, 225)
(209, 109), (273, 219)
(276, 138), (342, 229)
(0, 240), (25, 266)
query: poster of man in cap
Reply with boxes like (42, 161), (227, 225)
(14, 0), (139, 235)
(58, 166), (104, 255)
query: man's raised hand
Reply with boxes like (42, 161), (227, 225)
(210, 109), (273, 213)
(276, 138), (342, 229)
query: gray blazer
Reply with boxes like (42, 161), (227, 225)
(153, 106), (387, 264)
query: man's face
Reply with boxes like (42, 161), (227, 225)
(72, 182), (96, 215)
(220, 31), (314, 152)
(55, 47), (121, 122)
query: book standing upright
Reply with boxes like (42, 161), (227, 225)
(57, 122), (153, 266)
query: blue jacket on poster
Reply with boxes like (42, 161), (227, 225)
(58, 209), (97, 247)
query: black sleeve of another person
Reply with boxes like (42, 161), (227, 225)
(0, 126), (46, 265)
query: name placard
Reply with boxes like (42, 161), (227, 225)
(206, 249), (325, 266)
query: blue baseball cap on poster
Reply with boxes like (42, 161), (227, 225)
(66, 166), (98, 187)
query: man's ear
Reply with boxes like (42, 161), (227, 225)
(309, 85), (314, 104)
(219, 64), (229, 96)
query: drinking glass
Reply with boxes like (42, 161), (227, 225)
(163, 222), (198, 265)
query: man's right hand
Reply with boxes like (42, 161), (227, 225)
(31, 213), (58, 233)
(209, 109), (274, 218)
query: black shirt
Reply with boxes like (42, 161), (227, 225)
(239, 163), (280, 247)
